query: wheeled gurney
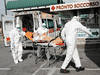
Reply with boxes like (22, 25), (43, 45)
(25, 31), (66, 66)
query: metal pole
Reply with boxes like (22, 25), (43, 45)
(4, 0), (7, 15)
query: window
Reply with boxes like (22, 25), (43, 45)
(48, 19), (54, 29)
(56, 20), (61, 28)
(42, 19), (54, 29)
(34, 18), (39, 30)
(4, 21), (13, 31)
(79, 8), (99, 28)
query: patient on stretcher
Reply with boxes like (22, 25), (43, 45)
(25, 31), (64, 46)
(25, 23), (64, 46)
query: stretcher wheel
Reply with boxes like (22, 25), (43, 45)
(35, 62), (37, 64)
(41, 59), (44, 61)
(47, 64), (50, 67)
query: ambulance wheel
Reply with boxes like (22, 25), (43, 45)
(3, 38), (7, 47)
(23, 46), (27, 50)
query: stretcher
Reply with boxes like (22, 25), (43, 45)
(25, 31), (66, 66)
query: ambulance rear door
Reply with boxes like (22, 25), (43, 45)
(2, 15), (15, 47)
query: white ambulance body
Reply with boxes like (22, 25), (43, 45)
(2, 11), (61, 47)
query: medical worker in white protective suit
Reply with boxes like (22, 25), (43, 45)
(34, 23), (51, 59)
(10, 24), (25, 64)
(34, 23), (48, 40)
(60, 16), (93, 73)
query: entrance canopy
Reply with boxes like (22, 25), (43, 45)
(6, 0), (63, 12)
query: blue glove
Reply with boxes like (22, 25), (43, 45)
(12, 43), (15, 48)
(63, 40), (66, 43)
(90, 34), (93, 37)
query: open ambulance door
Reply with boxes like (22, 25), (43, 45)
(2, 15), (15, 47)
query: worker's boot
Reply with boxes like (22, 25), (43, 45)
(76, 67), (85, 72)
(12, 51), (18, 64)
(18, 51), (23, 62)
(60, 68), (70, 73)
(14, 60), (18, 64)
(18, 59), (23, 62)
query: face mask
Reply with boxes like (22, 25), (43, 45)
(42, 26), (46, 28)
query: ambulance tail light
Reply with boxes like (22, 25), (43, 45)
(49, 29), (54, 33)
(6, 37), (10, 41)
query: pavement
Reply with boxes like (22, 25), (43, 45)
(0, 34), (100, 75)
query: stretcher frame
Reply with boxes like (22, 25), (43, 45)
(32, 36), (66, 66)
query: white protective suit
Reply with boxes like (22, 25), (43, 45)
(35, 23), (48, 37)
(10, 24), (25, 64)
(33, 23), (48, 41)
(34, 23), (50, 58)
(61, 16), (92, 69)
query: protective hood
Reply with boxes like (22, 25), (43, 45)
(71, 16), (78, 21)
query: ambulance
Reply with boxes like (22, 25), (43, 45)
(2, 11), (62, 47)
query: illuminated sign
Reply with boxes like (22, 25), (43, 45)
(77, 28), (99, 38)
(50, 0), (100, 12)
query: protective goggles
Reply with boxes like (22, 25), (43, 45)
(17, 27), (21, 29)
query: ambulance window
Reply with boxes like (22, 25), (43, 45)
(56, 20), (61, 28)
(42, 19), (54, 29)
(79, 8), (99, 28)
(61, 19), (65, 27)
(80, 14), (88, 27)
(4, 21), (13, 31)
(4, 17), (13, 21)
(48, 19), (54, 29)
(35, 18), (39, 30)
(42, 19), (47, 28)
